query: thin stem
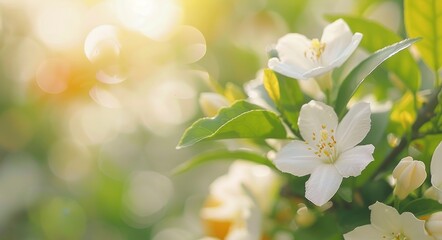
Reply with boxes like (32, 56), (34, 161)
(371, 86), (442, 180)
(393, 196), (400, 209)
(315, 72), (333, 104)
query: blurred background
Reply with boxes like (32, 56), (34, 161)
(0, 0), (403, 239)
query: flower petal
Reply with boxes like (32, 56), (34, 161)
(426, 212), (442, 238)
(268, 33), (315, 80)
(302, 65), (335, 79)
(369, 202), (401, 234)
(334, 144), (374, 177)
(328, 33), (363, 68)
(274, 140), (322, 176)
(336, 102), (371, 152)
(305, 164), (342, 206)
(400, 212), (433, 240)
(321, 19), (354, 64)
(302, 32), (362, 79)
(298, 100), (338, 144)
(424, 186), (442, 204)
(344, 225), (384, 240)
(431, 142), (442, 188)
(268, 59), (305, 80)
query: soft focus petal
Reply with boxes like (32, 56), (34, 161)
(269, 19), (362, 80)
(268, 33), (317, 80)
(225, 228), (250, 240)
(426, 212), (442, 240)
(400, 212), (433, 240)
(321, 19), (354, 64)
(344, 225), (384, 240)
(302, 65), (335, 79)
(268, 59), (305, 80)
(272, 33), (315, 70)
(298, 100), (338, 143)
(327, 33), (363, 68)
(336, 102), (371, 152)
(424, 186), (442, 204)
(369, 202), (401, 234)
(274, 140), (322, 176)
(305, 164), (342, 206)
(431, 142), (442, 188)
(244, 200), (261, 240)
(334, 144), (374, 177)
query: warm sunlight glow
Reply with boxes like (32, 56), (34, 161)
(35, 58), (70, 94)
(34, 1), (86, 50)
(115, 0), (181, 40)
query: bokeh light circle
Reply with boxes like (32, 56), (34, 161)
(35, 58), (70, 94)
(115, 0), (181, 40)
(123, 171), (173, 224)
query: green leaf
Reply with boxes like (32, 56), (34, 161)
(177, 100), (287, 148)
(361, 110), (391, 146)
(173, 150), (275, 175)
(405, 0), (442, 72)
(336, 208), (370, 233)
(337, 178), (354, 203)
(334, 38), (420, 116)
(326, 15), (420, 92)
(399, 198), (442, 217)
(263, 69), (304, 134)
(294, 214), (342, 240)
(337, 187), (352, 203)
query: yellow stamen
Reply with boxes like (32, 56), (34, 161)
(304, 38), (326, 62)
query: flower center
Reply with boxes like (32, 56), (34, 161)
(306, 124), (337, 163)
(385, 232), (408, 240)
(304, 38), (326, 63)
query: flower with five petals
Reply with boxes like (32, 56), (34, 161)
(268, 19), (362, 80)
(344, 202), (432, 240)
(274, 100), (374, 206)
(425, 141), (442, 203)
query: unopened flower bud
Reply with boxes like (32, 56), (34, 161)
(199, 92), (229, 117)
(426, 212), (442, 239)
(295, 205), (316, 227)
(392, 156), (427, 199)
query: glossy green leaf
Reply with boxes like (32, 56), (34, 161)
(327, 15), (420, 92)
(405, 0), (442, 72)
(399, 198), (442, 217)
(337, 187), (352, 203)
(173, 150), (275, 175)
(334, 38), (420, 116)
(263, 69), (304, 134)
(177, 100), (287, 148)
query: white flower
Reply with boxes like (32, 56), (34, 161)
(392, 156), (427, 199)
(428, 141), (442, 203)
(426, 211), (442, 240)
(275, 100), (374, 206)
(201, 161), (278, 240)
(268, 19), (362, 80)
(344, 202), (432, 240)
